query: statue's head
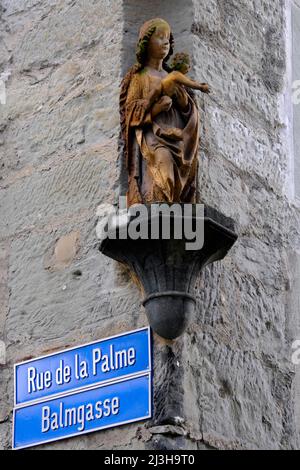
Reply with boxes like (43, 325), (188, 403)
(136, 18), (174, 67)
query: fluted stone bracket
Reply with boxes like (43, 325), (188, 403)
(99, 205), (238, 339)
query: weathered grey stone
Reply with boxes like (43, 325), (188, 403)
(0, 241), (9, 339)
(148, 425), (188, 436)
(44, 231), (80, 272)
(292, 2), (300, 198)
(0, 422), (11, 450)
(146, 433), (198, 451)
(0, 145), (118, 238)
(193, 36), (282, 131)
(5, 217), (143, 361)
(0, 341), (6, 365)
(204, 103), (287, 194)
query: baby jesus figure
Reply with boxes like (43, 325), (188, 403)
(146, 52), (210, 111)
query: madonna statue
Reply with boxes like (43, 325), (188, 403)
(120, 18), (210, 207)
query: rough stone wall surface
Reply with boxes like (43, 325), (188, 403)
(0, 0), (299, 450)
(189, 0), (300, 450)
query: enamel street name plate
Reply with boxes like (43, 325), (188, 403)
(13, 374), (151, 450)
(13, 327), (152, 449)
(15, 327), (151, 406)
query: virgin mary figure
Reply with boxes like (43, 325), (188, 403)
(120, 18), (202, 207)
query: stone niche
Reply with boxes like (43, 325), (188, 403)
(118, 0), (195, 196)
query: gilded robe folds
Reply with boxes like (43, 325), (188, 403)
(124, 71), (199, 207)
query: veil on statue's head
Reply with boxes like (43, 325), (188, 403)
(138, 18), (169, 39)
(136, 18), (174, 67)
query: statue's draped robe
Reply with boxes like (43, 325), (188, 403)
(124, 71), (199, 206)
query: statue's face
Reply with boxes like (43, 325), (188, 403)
(147, 24), (170, 61)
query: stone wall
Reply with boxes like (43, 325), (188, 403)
(1, 0), (300, 450)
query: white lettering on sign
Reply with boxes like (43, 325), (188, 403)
(74, 355), (89, 380)
(41, 397), (120, 433)
(26, 346), (137, 394)
(55, 360), (71, 385)
(92, 346), (136, 375)
(28, 367), (52, 393)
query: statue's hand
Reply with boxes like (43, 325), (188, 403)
(200, 83), (211, 94)
(158, 96), (173, 112)
(152, 96), (172, 118)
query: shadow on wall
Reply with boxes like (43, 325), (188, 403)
(118, 0), (195, 197)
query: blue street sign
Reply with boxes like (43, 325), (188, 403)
(13, 374), (151, 450)
(15, 327), (151, 406)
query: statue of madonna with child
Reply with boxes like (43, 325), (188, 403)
(120, 18), (210, 208)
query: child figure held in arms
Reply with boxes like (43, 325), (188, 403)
(148, 51), (210, 112)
